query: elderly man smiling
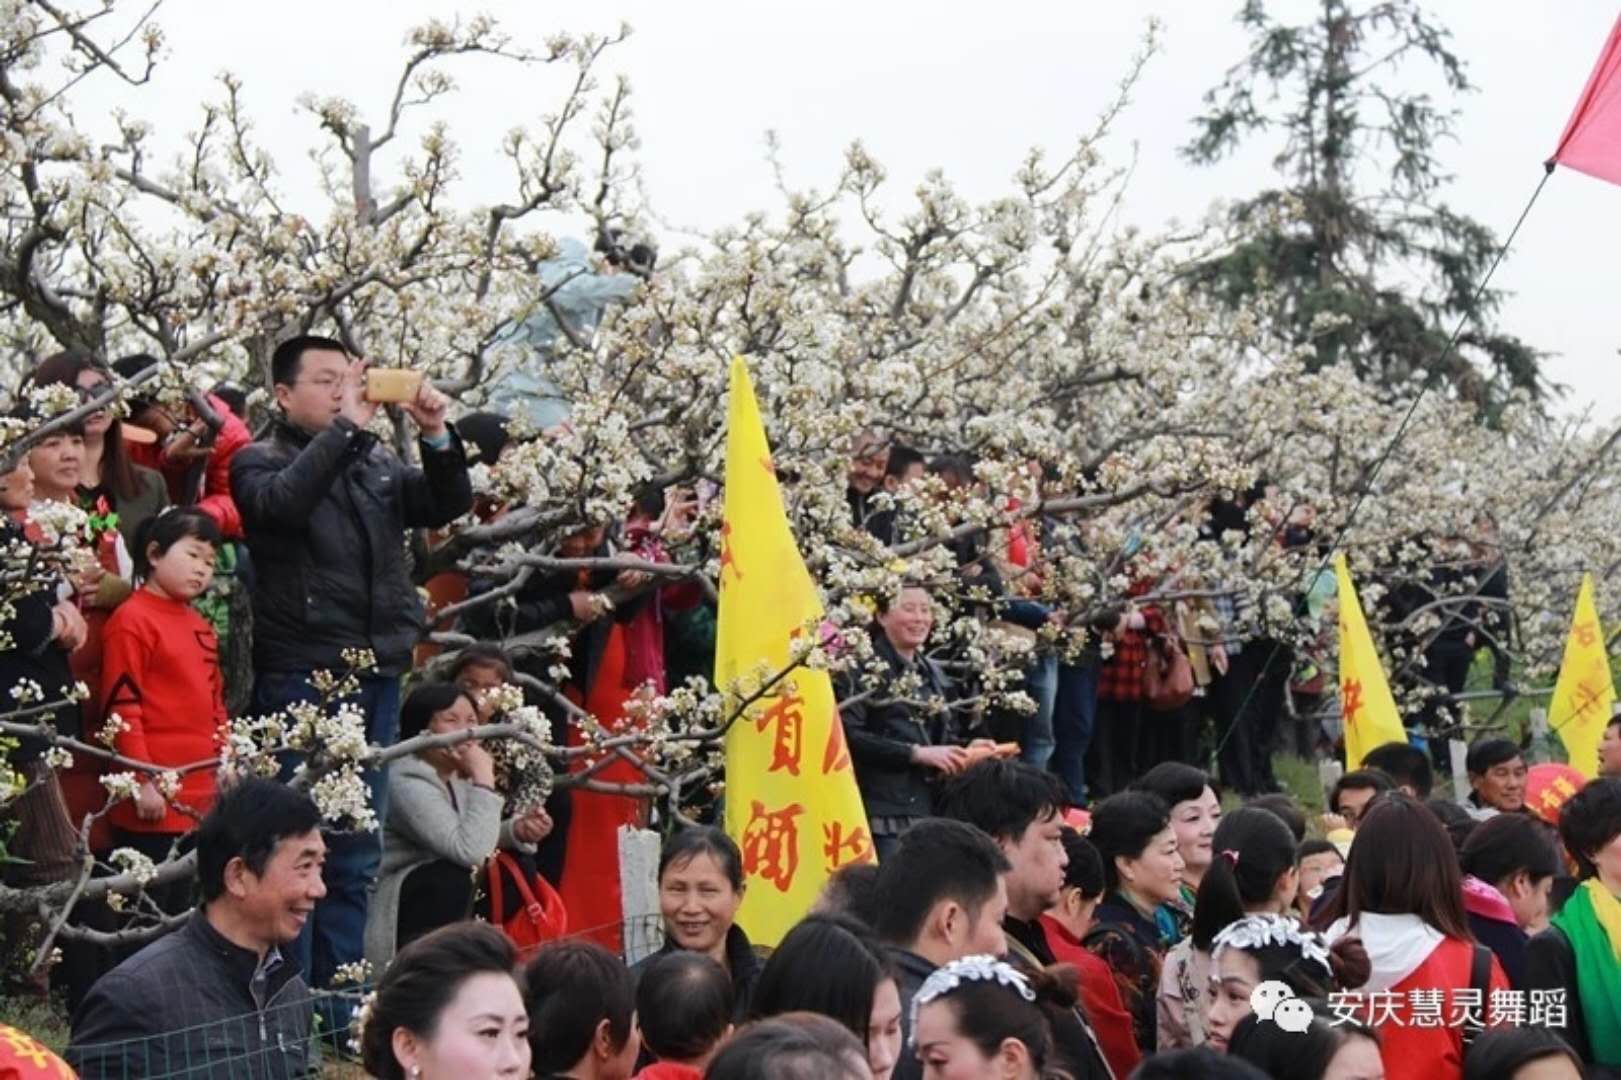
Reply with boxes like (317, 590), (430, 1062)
(68, 780), (327, 1079)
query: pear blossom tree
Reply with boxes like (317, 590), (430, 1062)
(0, 0), (1618, 961)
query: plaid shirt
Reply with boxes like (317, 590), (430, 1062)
(1209, 591), (1244, 655)
(1097, 606), (1167, 703)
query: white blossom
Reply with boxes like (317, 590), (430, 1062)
(109, 847), (159, 886)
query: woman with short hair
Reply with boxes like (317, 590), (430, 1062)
(1527, 776), (1621, 1071)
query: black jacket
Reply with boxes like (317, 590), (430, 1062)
(1467, 909), (1529, 988)
(888, 947), (937, 1080)
(1477, 558), (1510, 643)
(840, 635), (966, 820)
(462, 536), (651, 700)
(1526, 924), (1621, 1077)
(0, 539), (79, 762)
(1385, 561), (1481, 651)
(1086, 895), (1167, 1055)
(890, 936), (1112, 1080)
(848, 486), (875, 531)
(66, 910), (312, 1079)
(1004, 922), (1115, 1080)
(231, 418), (471, 676)
(631, 923), (762, 1023)
(1005, 915), (1056, 965)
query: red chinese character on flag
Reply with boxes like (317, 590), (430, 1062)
(742, 800), (804, 893)
(822, 711), (852, 774)
(1575, 680), (1607, 720)
(1342, 678), (1365, 730)
(1576, 621), (1600, 649)
(754, 693), (805, 776)
(823, 821), (875, 870)
(719, 521), (743, 584)
(0, 1022), (74, 1078)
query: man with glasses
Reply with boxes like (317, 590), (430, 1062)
(1327, 768), (1395, 831)
(229, 335), (471, 1013)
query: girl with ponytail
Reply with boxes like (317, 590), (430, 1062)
(1157, 806), (1300, 1050)
(910, 955), (1083, 1080)
(1204, 913), (1371, 1055)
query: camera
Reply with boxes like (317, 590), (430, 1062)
(595, 228), (658, 278)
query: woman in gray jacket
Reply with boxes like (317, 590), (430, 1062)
(364, 683), (550, 969)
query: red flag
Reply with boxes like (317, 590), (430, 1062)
(1551, 13), (1621, 184)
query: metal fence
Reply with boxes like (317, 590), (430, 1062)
(562, 912), (666, 966)
(64, 989), (364, 1079)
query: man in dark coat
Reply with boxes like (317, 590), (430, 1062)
(67, 780), (326, 1079)
(230, 335), (471, 998)
(871, 818), (1012, 1080)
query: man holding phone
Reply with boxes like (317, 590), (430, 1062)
(230, 335), (472, 1008)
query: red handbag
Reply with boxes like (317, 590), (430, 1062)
(487, 850), (568, 955)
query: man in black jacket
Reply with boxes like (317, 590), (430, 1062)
(935, 760), (1115, 1080)
(230, 335), (471, 999)
(936, 758), (1070, 967)
(871, 819), (1011, 1080)
(67, 779), (326, 1079)
(846, 429), (889, 530)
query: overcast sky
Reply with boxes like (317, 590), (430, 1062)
(61, 0), (1621, 423)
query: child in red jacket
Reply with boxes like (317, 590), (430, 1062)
(99, 507), (227, 885)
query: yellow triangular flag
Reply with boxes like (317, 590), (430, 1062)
(1548, 574), (1615, 778)
(1335, 553), (1409, 769)
(715, 357), (875, 946)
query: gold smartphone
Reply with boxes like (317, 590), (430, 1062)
(363, 368), (423, 404)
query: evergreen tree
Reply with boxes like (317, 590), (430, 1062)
(1184, 0), (1545, 414)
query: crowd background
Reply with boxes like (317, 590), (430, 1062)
(0, 317), (1616, 1080)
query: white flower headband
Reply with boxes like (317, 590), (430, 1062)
(1211, 914), (1333, 979)
(909, 955), (1035, 1039)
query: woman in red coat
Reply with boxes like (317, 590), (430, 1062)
(1321, 795), (1510, 1080)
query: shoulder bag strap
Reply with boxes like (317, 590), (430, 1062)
(1461, 943), (1492, 1046)
(487, 851), (508, 919)
(494, 849), (542, 911)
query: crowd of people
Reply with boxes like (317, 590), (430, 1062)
(1, 336), (1620, 1079)
(44, 745), (1621, 1080)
